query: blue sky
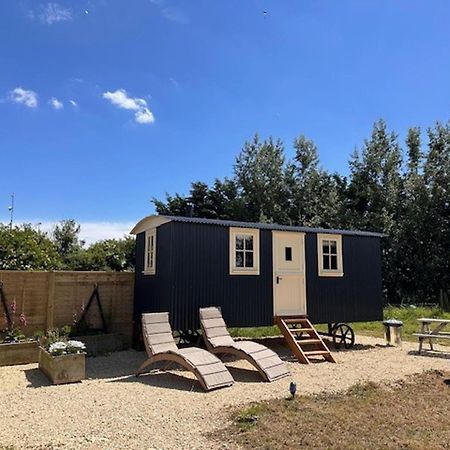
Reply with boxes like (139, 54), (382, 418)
(0, 0), (449, 242)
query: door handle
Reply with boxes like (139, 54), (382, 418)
(276, 276), (282, 284)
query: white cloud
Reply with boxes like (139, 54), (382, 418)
(103, 89), (144, 110)
(49, 97), (63, 110)
(161, 7), (189, 24)
(73, 221), (135, 245)
(149, 0), (189, 24)
(26, 221), (135, 246)
(135, 109), (154, 124)
(10, 87), (38, 108)
(169, 77), (180, 89)
(38, 3), (72, 24)
(69, 99), (78, 107)
(26, 10), (36, 21)
(103, 89), (155, 125)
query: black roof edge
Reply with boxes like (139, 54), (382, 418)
(162, 215), (386, 238)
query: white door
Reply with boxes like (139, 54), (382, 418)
(272, 231), (307, 316)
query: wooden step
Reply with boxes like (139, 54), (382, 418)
(275, 315), (336, 365)
(281, 317), (308, 323)
(304, 350), (330, 356)
(295, 338), (321, 344)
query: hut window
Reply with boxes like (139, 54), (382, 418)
(285, 247), (293, 261)
(317, 233), (343, 277)
(229, 227), (260, 275)
(144, 228), (156, 275)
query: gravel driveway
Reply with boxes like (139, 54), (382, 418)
(1, 335), (449, 450)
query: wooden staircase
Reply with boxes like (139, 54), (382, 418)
(275, 316), (336, 364)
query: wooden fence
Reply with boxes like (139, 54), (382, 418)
(0, 271), (135, 345)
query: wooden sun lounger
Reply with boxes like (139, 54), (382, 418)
(136, 312), (234, 391)
(199, 307), (290, 382)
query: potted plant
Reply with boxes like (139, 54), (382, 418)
(39, 332), (86, 385)
(0, 300), (39, 366)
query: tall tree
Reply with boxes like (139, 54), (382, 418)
(153, 193), (188, 216)
(234, 134), (290, 223)
(289, 136), (345, 228)
(207, 178), (247, 220)
(347, 120), (403, 301)
(347, 119), (403, 233)
(423, 122), (450, 297)
(52, 220), (85, 269)
(395, 128), (429, 302)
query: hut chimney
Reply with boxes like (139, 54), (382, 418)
(185, 202), (194, 217)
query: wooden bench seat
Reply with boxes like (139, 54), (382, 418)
(414, 318), (450, 353)
(412, 333), (450, 339)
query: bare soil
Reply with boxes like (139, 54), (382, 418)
(0, 335), (449, 450)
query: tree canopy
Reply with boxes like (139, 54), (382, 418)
(0, 220), (135, 272)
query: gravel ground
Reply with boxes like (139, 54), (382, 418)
(1, 335), (449, 450)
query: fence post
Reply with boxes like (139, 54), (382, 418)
(46, 271), (56, 330)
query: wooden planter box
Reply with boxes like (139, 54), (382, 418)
(39, 348), (85, 385)
(71, 333), (125, 356)
(0, 341), (39, 367)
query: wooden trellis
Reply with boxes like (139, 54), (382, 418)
(75, 283), (108, 333)
(0, 282), (12, 329)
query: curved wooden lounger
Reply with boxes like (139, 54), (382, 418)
(136, 312), (234, 392)
(199, 307), (290, 382)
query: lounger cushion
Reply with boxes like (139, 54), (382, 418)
(142, 312), (178, 353)
(199, 306), (290, 382)
(228, 341), (290, 381)
(176, 347), (234, 389)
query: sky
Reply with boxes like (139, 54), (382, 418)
(0, 0), (449, 243)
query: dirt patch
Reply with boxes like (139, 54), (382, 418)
(215, 370), (450, 450)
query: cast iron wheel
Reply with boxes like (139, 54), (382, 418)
(176, 329), (202, 347)
(331, 323), (355, 349)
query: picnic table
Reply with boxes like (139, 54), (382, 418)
(413, 318), (450, 354)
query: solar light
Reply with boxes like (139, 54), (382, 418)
(289, 381), (297, 399)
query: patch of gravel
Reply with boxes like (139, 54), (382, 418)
(1, 335), (449, 450)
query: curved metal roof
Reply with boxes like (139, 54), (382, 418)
(131, 214), (385, 238)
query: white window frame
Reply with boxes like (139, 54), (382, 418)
(144, 228), (156, 275)
(317, 233), (343, 277)
(229, 227), (260, 275)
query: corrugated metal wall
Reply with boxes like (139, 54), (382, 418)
(169, 222), (273, 330)
(305, 233), (383, 323)
(134, 222), (274, 332)
(134, 221), (383, 336)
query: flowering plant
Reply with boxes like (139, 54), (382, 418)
(47, 340), (86, 357)
(2, 299), (28, 343)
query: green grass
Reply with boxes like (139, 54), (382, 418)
(229, 325), (279, 338)
(230, 305), (450, 345)
(351, 305), (450, 343)
(235, 403), (269, 431)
